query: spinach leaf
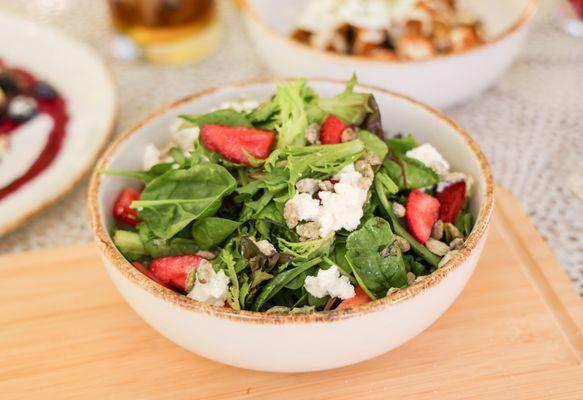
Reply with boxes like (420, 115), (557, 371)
(345, 217), (408, 299)
(252, 258), (321, 311)
(137, 223), (199, 258)
(357, 130), (388, 161)
(387, 134), (418, 156)
(454, 209), (474, 238)
(191, 217), (239, 249)
(133, 163), (237, 239)
(99, 162), (175, 184)
(179, 109), (252, 128)
(382, 157), (439, 190)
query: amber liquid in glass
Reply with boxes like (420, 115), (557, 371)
(108, 0), (220, 65)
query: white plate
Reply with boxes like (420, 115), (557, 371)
(0, 12), (117, 235)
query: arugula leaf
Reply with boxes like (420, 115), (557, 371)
(252, 258), (321, 311)
(219, 243), (241, 310)
(318, 75), (371, 125)
(345, 217), (408, 299)
(133, 164), (237, 239)
(191, 217), (240, 249)
(179, 109), (252, 128)
(382, 157), (439, 190)
(357, 130), (388, 161)
(277, 233), (335, 260)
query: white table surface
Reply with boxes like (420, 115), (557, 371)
(0, 0), (581, 294)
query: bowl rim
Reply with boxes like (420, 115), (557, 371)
(88, 78), (494, 325)
(242, 0), (538, 65)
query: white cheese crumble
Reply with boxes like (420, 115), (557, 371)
(171, 120), (200, 152)
(214, 98), (261, 114)
(187, 260), (230, 307)
(304, 265), (355, 300)
(142, 144), (164, 171)
(405, 143), (450, 176)
(285, 163), (371, 237)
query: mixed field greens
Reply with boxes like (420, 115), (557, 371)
(104, 77), (474, 312)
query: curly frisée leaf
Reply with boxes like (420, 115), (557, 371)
(132, 164), (237, 239)
(318, 75), (372, 125)
(278, 233), (335, 260)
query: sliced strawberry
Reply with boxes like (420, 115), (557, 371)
(436, 181), (466, 223)
(132, 262), (171, 289)
(336, 287), (371, 310)
(201, 125), (275, 165)
(113, 188), (141, 226)
(320, 114), (345, 144)
(149, 254), (204, 292)
(406, 189), (440, 244)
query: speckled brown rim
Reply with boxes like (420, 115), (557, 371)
(242, 0), (538, 65)
(0, 14), (119, 237)
(88, 78), (494, 324)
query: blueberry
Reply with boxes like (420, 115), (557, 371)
(8, 96), (38, 122)
(0, 72), (20, 96)
(34, 81), (57, 100)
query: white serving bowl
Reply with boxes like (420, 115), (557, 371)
(89, 80), (494, 372)
(243, 0), (537, 109)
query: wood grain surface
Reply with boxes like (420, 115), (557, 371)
(1, 187), (582, 400)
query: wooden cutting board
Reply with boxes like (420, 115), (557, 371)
(1, 187), (582, 400)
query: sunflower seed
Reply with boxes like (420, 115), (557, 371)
(341, 126), (357, 142)
(296, 178), (320, 194)
(425, 238), (450, 256)
(392, 202), (406, 218)
(449, 238), (464, 250)
(318, 180), (334, 191)
(297, 222), (321, 240)
(195, 250), (216, 260)
(407, 272), (416, 284)
(431, 220), (444, 240)
(445, 222), (462, 240)
(438, 250), (459, 268)
(305, 123), (321, 144)
(394, 235), (411, 252)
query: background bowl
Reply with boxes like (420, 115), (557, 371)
(243, 0), (537, 109)
(89, 80), (494, 372)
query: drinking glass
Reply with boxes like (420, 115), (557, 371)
(108, 0), (221, 65)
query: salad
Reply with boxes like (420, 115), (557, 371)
(291, 0), (485, 61)
(104, 77), (474, 313)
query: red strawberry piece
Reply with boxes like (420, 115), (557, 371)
(336, 286), (370, 310)
(113, 188), (141, 226)
(320, 114), (345, 144)
(201, 125), (276, 165)
(149, 255), (204, 292)
(436, 181), (466, 223)
(132, 262), (171, 289)
(406, 189), (440, 244)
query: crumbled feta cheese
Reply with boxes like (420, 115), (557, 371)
(284, 163), (371, 238)
(142, 144), (161, 171)
(187, 260), (230, 307)
(250, 237), (278, 257)
(406, 143), (450, 176)
(172, 125), (200, 152)
(304, 265), (355, 300)
(214, 98), (261, 114)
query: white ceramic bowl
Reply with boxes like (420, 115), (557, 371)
(89, 80), (494, 372)
(243, 0), (537, 109)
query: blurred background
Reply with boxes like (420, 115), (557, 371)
(0, 0), (581, 293)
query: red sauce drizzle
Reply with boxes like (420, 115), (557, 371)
(0, 74), (69, 201)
